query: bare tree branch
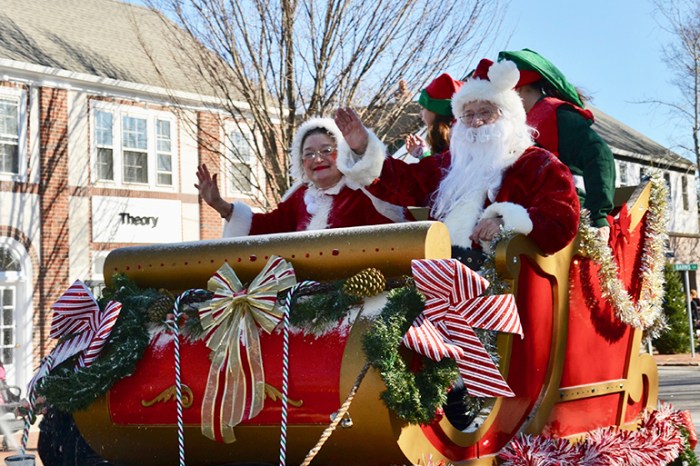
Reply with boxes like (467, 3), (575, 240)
(652, 0), (700, 175)
(142, 0), (505, 205)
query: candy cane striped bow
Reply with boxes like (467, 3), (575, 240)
(198, 256), (297, 443)
(27, 280), (122, 395)
(402, 259), (522, 397)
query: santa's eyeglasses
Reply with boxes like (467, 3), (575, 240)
(302, 146), (337, 160)
(458, 108), (501, 125)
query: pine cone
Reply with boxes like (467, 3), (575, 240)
(147, 290), (175, 323)
(343, 268), (386, 298)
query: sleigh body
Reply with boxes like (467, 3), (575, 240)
(73, 185), (658, 465)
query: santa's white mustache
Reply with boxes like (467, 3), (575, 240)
(462, 123), (504, 143)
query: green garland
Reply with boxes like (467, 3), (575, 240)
(38, 275), (155, 412)
(362, 286), (459, 424)
(288, 280), (362, 332)
(36, 273), (468, 426)
(671, 425), (700, 466)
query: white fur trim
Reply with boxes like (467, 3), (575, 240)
(481, 201), (533, 236)
(222, 201), (254, 237)
(289, 118), (350, 184)
(440, 195), (487, 249)
(303, 186), (332, 231)
(336, 130), (386, 187)
(451, 60), (526, 130)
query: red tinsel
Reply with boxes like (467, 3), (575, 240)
(499, 404), (695, 466)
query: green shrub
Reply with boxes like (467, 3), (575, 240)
(653, 263), (691, 354)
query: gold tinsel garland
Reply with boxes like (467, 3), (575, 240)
(577, 173), (669, 334)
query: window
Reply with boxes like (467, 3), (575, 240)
(0, 99), (19, 174)
(0, 287), (14, 364)
(663, 172), (672, 197)
(122, 116), (148, 184)
(91, 104), (176, 189)
(0, 89), (27, 179)
(681, 175), (689, 211)
(619, 161), (627, 185)
(0, 246), (19, 365)
(0, 248), (20, 272)
(227, 130), (254, 195)
(156, 120), (173, 186)
(95, 110), (114, 181)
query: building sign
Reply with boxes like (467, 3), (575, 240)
(92, 196), (183, 244)
(673, 263), (698, 271)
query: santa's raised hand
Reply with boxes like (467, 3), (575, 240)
(335, 107), (369, 155)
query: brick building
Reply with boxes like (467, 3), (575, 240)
(0, 0), (257, 389)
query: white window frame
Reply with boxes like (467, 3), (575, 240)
(224, 123), (262, 199)
(0, 87), (28, 182)
(90, 102), (178, 191)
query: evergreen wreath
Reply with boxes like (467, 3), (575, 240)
(362, 285), (459, 425)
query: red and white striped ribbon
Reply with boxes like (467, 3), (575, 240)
(402, 259), (522, 398)
(27, 280), (122, 396)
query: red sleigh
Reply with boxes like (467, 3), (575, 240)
(72, 183), (659, 465)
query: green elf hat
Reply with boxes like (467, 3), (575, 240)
(418, 73), (464, 117)
(498, 49), (585, 108)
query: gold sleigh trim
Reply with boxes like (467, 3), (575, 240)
(141, 383), (303, 409)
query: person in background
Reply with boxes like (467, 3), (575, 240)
(337, 60), (580, 265)
(196, 116), (412, 237)
(690, 289), (700, 335)
(498, 49), (616, 240)
(405, 73), (463, 159)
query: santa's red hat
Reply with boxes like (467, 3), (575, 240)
(452, 59), (526, 126)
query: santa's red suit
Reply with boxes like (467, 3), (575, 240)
(223, 117), (411, 237)
(364, 147), (580, 254)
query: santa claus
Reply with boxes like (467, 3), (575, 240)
(196, 117), (411, 236)
(336, 59), (580, 259)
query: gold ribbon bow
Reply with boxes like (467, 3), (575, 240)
(199, 256), (296, 443)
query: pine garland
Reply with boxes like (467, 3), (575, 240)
(577, 173), (669, 334)
(288, 280), (362, 333)
(36, 273), (462, 425)
(287, 269), (408, 334)
(362, 286), (459, 424)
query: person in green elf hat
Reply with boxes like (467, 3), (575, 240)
(405, 73), (463, 159)
(498, 49), (615, 240)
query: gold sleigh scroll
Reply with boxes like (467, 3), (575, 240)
(141, 384), (303, 409)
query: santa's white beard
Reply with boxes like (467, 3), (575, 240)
(431, 117), (531, 248)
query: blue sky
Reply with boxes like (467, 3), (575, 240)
(478, 0), (692, 160)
